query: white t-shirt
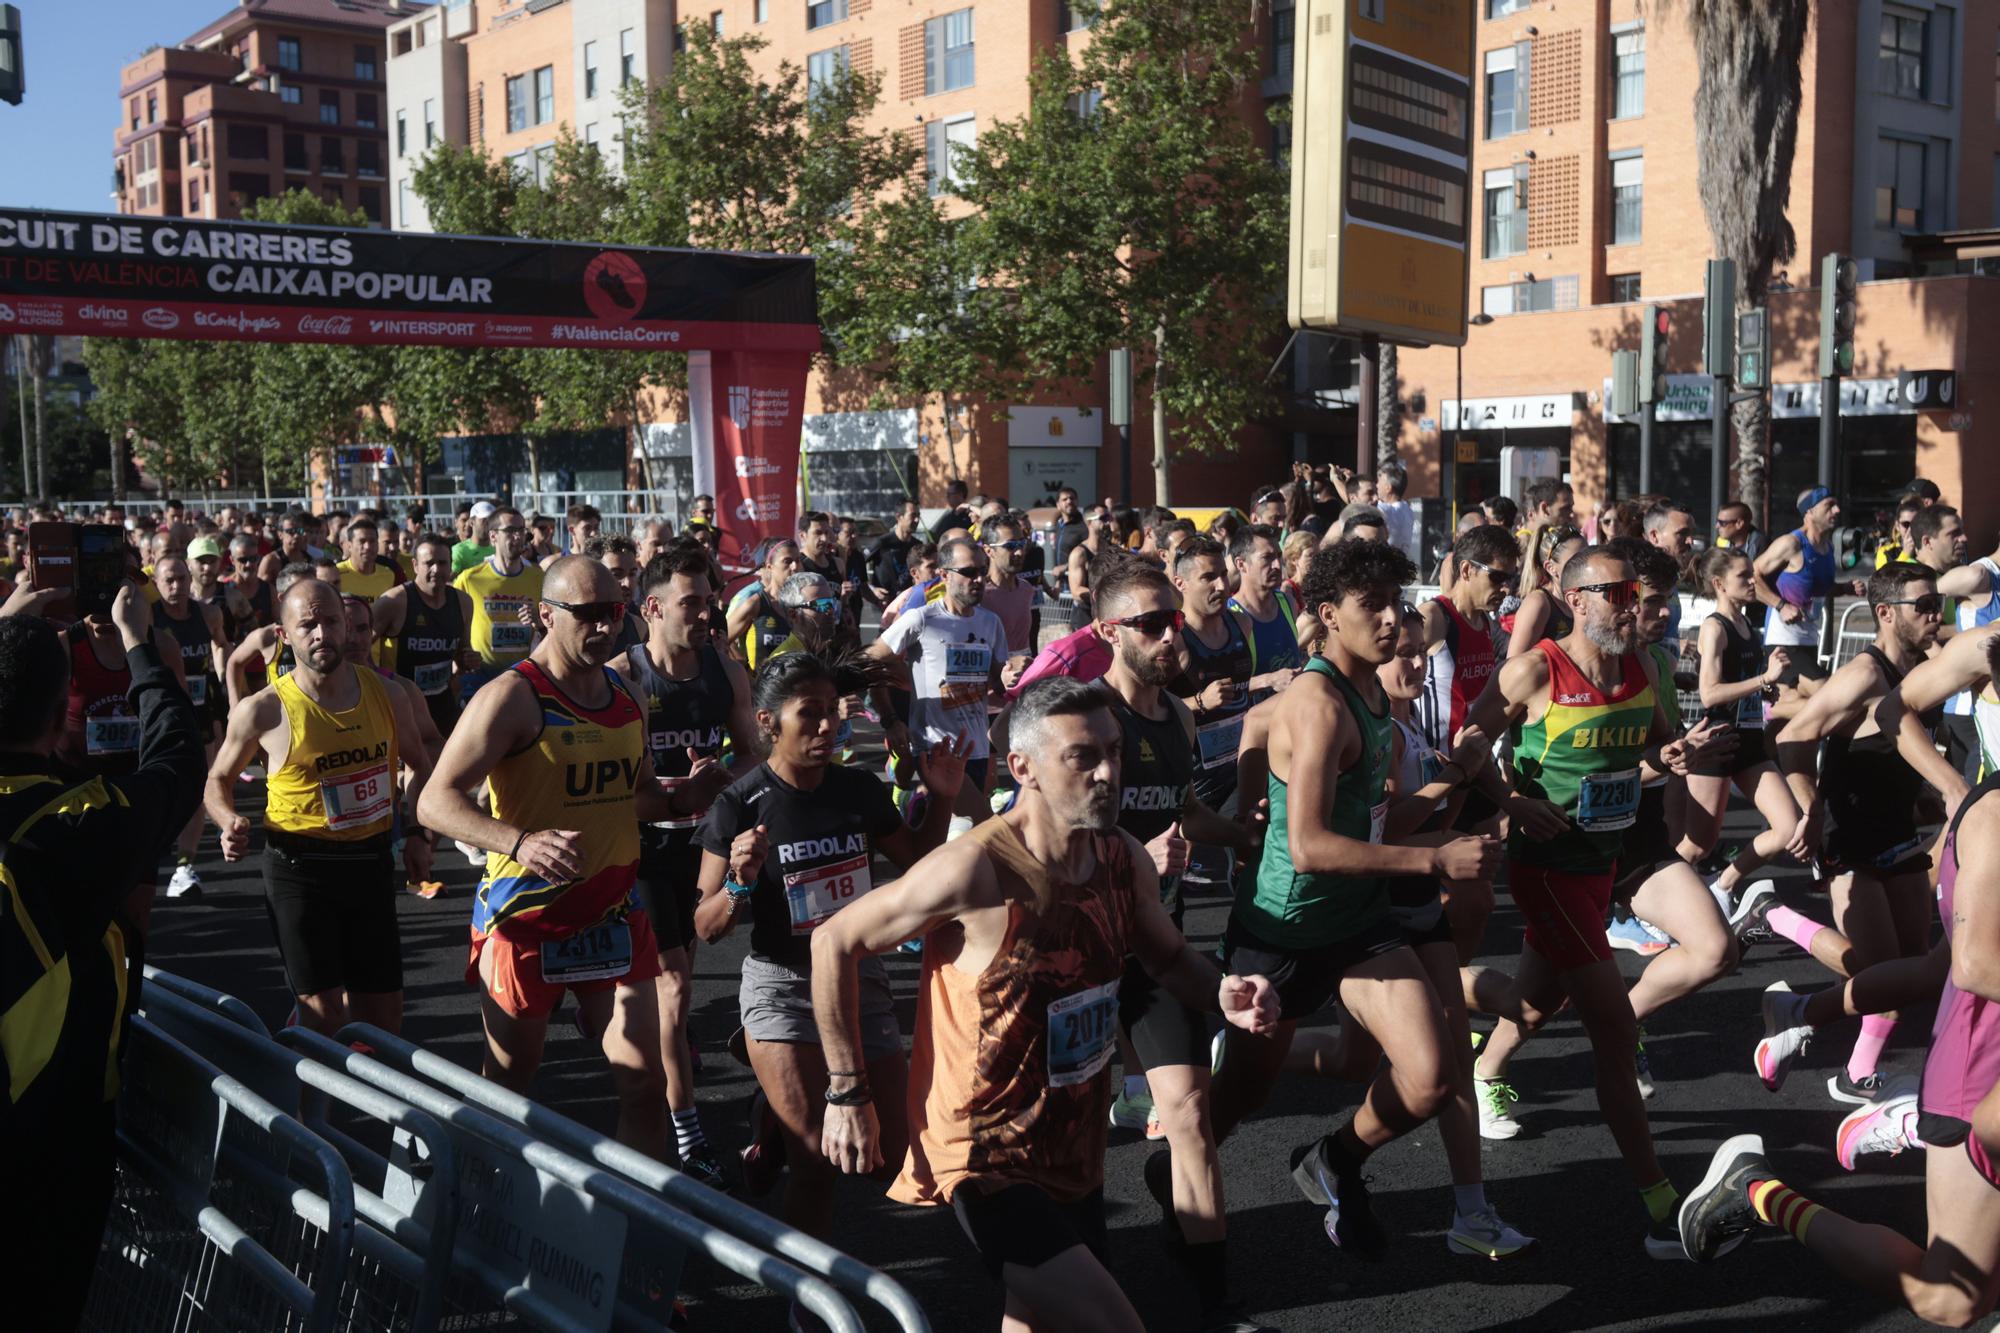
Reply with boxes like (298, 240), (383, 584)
(1379, 499), (1416, 563)
(878, 600), (1008, 759)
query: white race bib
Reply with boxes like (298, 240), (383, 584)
(413, 660), (450, 697)
(1047, 979), (1120, 1088)
(1576, 768), (1641, 833)
(1196, 714), (1244, 769)
(85, 715), (140, 757)
(783, 853), (872, 935)
(485, 599), (533, 652)
(939, 642), (991, 711)
(539, 920), (634, 983)
(1735, 693), (1765, 730)
(321, 761), (393, 831)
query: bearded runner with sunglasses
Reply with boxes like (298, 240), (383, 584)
(1463, 545), (1727, 1257)
(419, 556), (683, 1163)
(1771, 563), (1948, 1107)
(1083, 558), (1266, 1329)
(451, 506), (543, 703)
(869, 535), (1008, 809)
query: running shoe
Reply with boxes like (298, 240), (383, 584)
(1290, 1137), (1386, 1258)
(1447, 1207), (1538, 1260)
(679, 1143), (729, 1191)
(1476, 1077), (1523, 1140)
(1836, 1076), (1922, 1170)
(1675, 1133), (1768, 1262)
(1753, 981), (1813, 1093)
(1109, 1087), (1155, 1132)
(1607, 914), (1671, 956)
(407, 879), (445, 899)
(167, 861), (203, 900)
(455, 838), (486, 868)
(1827, 1070), (1888, 1105)
(1725, 878), (1778, 936)
(1144, 1104), (1167, 1141)
(1210, 1027), (1227, 1077)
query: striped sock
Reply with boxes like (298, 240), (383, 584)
(672, 1107), (706, 1156)
(1749, 1178), (1823, 1243)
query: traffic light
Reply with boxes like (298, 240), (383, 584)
(0, 5), (21, 107)
(1704, 258), (1737, 377)
(1639, 305), (1669, 404)
(1833, 525), (1875, 573)
(1820, 253), (1858, 378)
(1610, 350), (1639, 418)
(1736, 308), (1768, 390)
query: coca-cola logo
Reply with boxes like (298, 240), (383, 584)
(143, 307), (180, 330)
(297, 313), (354, 336)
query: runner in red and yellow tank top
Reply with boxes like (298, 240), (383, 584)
(419, 555), (695, 1163)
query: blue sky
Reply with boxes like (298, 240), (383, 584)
(1, 1), (233, 214)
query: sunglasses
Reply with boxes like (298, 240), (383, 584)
(542, 597), (627, 624)
(1882, 595), (1944, 616)
(493, 525), (528, 536)
(1572, 579), (1641, 607)
(1106, 608), (1185, 639)
(278, 526), (302, 535)
(787, 596), (842, 615)
(1463, 557), (1519, 589)
(987, 539), (1028, 551)
(943, 565), (985, 578)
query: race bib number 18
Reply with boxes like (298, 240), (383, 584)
(322, 761), (393, 831)
(784, 853), (873, 934)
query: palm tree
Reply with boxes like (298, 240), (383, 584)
(1662, 0), (1812, 521)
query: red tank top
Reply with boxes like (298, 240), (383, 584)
(63, 625), (141, 775)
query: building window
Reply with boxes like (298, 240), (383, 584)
(1609, 272), (1642, 303)
(673, 24), (687, 52)
(424, 97), (437, 146)
(757, 0), (770, 20)
(320, 90), (341, 124)
(925, 8), (975, 94)
(711, 10), (724, 35)
(146, 91), (157, 123)
(1487, 0), (1528, 16)
(506, 73), (528, 131)
(285, 132), (309, 172)
(584, 121), (600, 151)
(926, 113), (976, 196)
(356, 93), (379, 127)
(534, 64), (554, 124)
(228, 124), (269, 159)
(358, 140), (382, 177)
(397, 111), (407, 157)
(188, 178), (202, 213)
(807, 0), (848, 30)
(359, 186), (382, 223)
(584, 40), (598, 98)
(398, 178), (412, 225)
(1059, 1), (1096, 33)
(1067, 86), (1104, 119)
(620, 28), (636, 86)
(1483, 164), (1526, 257)
(1611, 25), (1644, 118)
(808, 45), (851, 100)
(1482, 275), (1576, 316)
(1610, 152), (1643, 244)
(1879, 7), (1928, 99)
(1876, 134), (1938, 230)
(1484, 44), (1528, 138)
(280, 82), (302, 105)
(128, 97), (139, 131)
(355, 44), (378, 80)
(322, 136), (345, 174)
(228, 171), (272, 204)
(1273, 5), (1294, 79)
(278, 37), (301, 72)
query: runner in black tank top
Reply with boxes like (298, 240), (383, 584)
(630, 639), (736, 949)
(395, 581), (469, 733)
(1821, 645), (1940, 875)
(1172, 612), (1253, 810)
(1692, 611), (1772, 774)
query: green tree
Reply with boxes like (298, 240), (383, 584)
(955, 0), (1288, 503)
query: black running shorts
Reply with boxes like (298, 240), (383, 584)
(1118, 904), (1212, 1070)
(261, 833), (402, 997)
(1218, 913), (1407, 1022)
(635, 826), (702, 954)
(952, 1183), (1108, 1279)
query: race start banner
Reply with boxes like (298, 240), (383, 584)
(0, 207), (819, 352)
(688, 348), (810, 558)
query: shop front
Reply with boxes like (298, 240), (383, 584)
(1441, 392), (1581, 511)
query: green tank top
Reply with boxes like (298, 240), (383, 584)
(1648, 642), (1682, 734)
(1508, 638), (1656, 873)
(1239, 655), (1394, 948)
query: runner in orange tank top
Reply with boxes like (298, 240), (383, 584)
(810, 677), (1281, 1333)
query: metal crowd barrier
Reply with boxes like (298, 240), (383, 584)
(142, 964), (271, 1035)
(331, 1022), (932, 1333)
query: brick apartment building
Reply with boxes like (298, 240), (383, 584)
(114, 0), (424, 226)
(385, 0), (2000, 529)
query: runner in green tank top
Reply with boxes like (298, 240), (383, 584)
(1462, 544), (1733, 1259)
(1208, 540), (1500, 1260)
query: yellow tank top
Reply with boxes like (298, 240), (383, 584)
(454, 557), (543, 671)
(336, 559), (399, 603)
(265, 666), (399, 841)
(472, 660), (644, 940)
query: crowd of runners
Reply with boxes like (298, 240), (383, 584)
(22, 465), (2000, 1332)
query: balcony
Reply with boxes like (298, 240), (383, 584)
(120, 44), (242, 93)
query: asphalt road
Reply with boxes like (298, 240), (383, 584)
(144, 755), (1955, 1333)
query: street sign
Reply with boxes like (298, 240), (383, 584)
(1287, 0), (1476, 346)
(1898, 369), (1956, 410)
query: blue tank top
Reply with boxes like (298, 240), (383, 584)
(1773, 526), (1835, 606)
(1230, 590), (1302, 698)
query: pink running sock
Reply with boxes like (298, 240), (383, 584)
(1765, 905), (1824, 955)
(1847, 1015), (1896, 1082)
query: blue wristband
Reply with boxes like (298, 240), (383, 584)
(725, 877), (755, 899)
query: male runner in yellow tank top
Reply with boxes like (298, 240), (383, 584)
(452, 505), (543, 703)
(335, 516), (401, 605)
(420, 556), (697, 1162)
(206, 578), (434, 1037)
